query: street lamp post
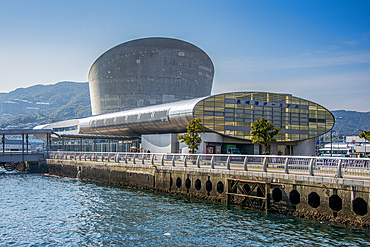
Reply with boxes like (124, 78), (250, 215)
(357, 129), (367, 158)
(331, 117), (344, 157)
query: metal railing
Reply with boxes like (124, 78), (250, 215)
(48, 151), (370, 179)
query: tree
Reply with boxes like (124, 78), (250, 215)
(251, 117), (281, 155)
(358, 126), (370, 143)
(177, 118), (205, 153)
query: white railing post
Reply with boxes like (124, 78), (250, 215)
(133, 154), (136, 164)
(211, 156), (215, 169)
(337, 159), (342, 178)
(172, 155), (175, 166)
(161, 155), (164, 166)
(243, 156), (248, 171)
(184, 155), (187, 167)
(151, 154), (155, 165)
(124, 154), (128, 164)
(284, 157), (289, 174)
(309, 158), (314, 176)
(262, 157), (267, 172)
(142, 154), (145, 164)
(115, 153), (120, 163)
(196, 155), (200, 168)
(226, 156), (230, 170)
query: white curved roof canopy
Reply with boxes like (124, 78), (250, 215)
(78, 97), (205, 136)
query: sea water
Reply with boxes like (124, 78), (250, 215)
(1, 171), (369, 246)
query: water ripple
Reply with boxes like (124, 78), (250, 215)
(0, 172), (369, 246)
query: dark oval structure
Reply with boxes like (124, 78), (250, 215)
(88, 37), (214, 115)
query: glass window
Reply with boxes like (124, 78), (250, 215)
(214, 116), (225, 121)
(204, 106), (214, 111)
(194, 105), (203, 111)
(254, 106), (263, 111)
(300, 134), (308, 139)
(204, 102), (214, 106)
(292, 97), (300, 105)
(214, 107), (224, 112)
(309, 105), (317, 110)
(291, 134), (300, 140)
(255, 110), (263, 115)
(204, 116), (214, 120)
(215, 97), (224, 102)
(236, 131), (244, 136)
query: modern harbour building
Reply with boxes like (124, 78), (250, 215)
(36, 37), (335, 156)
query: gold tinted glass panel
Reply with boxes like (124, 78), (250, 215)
(193, 92), (334, 142)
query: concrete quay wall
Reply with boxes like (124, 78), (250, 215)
(46, 159), (370, 227)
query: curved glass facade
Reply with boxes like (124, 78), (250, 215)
(193, 92), (334, 142)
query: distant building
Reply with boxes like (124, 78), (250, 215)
(1, 99), (50, 115)
(319, 136), (368, 158)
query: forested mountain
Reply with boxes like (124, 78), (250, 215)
(331, 110), (370, 136)
(0, 81), (369, 136)
(0, 81), (91, 128)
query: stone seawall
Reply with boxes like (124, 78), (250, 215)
(46, 159), (370, 228)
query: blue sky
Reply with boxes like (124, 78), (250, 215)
(0, 0), (369, 111)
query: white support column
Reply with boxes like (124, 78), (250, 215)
(243, 156), (248, 171)
(226, 156), (230, 170)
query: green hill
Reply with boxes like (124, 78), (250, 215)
(0, 82), (369, 137)
(0, 81), (91, 128)
(331, 110), (370, 136)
